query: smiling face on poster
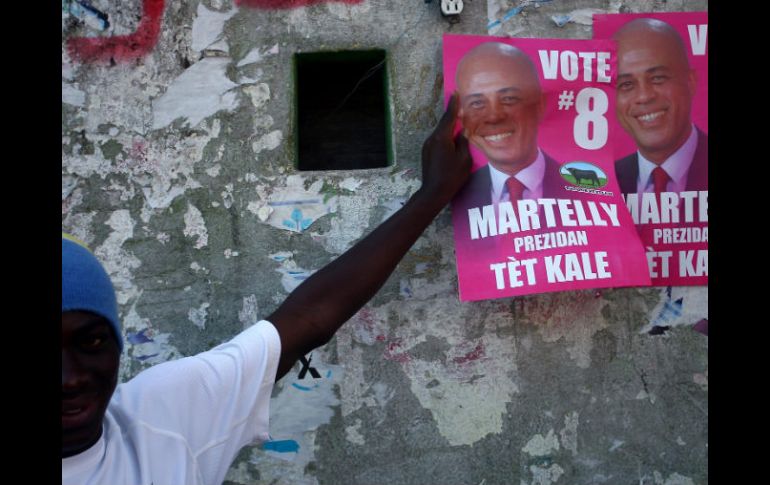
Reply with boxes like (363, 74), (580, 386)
(443, 34), (651, 302)
(594, 12), (708, 286)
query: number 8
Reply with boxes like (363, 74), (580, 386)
(573, 88), (608, 150)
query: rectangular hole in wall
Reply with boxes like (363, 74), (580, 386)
(294, 49), (391, 171)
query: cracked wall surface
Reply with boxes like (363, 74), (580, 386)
(62, 1), (708, 483)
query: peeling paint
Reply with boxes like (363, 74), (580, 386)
(206, 164), (222, 177)
(96, 210), (142, 305)
(237, 44), (280, 67)
(653, 471), (696, 485)
(341, 297), (520, 446)
(345, 418), (366, 445)
(526, 291), (608, 368)
(252, 130), (283, 154)
(523, 429), (560, 457)
(152, 57), (240, 130)
(243, 82), (271, 109)
(191, 3), (237, 53)
(62, 82), (86, 107)
(313, 171), (419, 254)
(188, 302), (210, 330)
(559, 411), (579, 455)
(183, 204), (209, 249)
(529, 463), (564, 485)
(238, 294), (260, 329)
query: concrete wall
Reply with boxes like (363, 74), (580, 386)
(61, 1), (708, 484)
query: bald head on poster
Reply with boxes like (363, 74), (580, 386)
(613, 18), (707, 196)
(453, 42), (568, 210)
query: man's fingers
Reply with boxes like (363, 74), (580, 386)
(434, 92), (460, 137)
(454, 132), (470, 159)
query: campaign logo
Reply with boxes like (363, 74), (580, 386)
(559, 162), (608, 189)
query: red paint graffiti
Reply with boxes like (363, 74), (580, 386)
(383, 339), (411, 363)
(236, 0), (364, 8)
(453, 342), (485, 365)
(67, 0), (165, 64)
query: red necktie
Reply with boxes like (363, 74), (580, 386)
(652, 166), (670, 195)
(506, 176), (526, 202)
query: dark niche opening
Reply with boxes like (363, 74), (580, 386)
(295, 49), (392, 171)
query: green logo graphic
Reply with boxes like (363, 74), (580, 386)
(559, 162), (608, 188)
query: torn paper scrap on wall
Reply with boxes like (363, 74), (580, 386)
(152, 57), (240, 130)
(261, 176), (338, 233)
(250, 350), (342, 482)
(269, 252), (317, 292)
(183, 204), (209, 249)
(191, 3), (237, 53)
(237, 44), (280, 67)
(641, 286), (708, 334)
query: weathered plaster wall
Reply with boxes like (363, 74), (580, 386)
(62, 1), (708, 484)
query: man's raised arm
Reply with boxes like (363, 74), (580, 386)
(268, 94), (471, 379)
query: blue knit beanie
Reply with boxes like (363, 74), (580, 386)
(62, 234), (123, 351)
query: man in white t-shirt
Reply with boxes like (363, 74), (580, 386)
(62, 96), (472, 485)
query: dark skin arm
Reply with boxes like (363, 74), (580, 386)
(268, 94), (472, 380)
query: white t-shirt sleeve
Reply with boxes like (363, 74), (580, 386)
(112, 320), (281, 484)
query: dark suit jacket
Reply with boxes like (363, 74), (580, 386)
(615, 129), (708, 196)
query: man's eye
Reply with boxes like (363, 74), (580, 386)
(651, 75), (669, 84)
(468, 100), (485, 109)
(501, 96), (519, 104)
(80, 335), (106, 350)
(617, 81), (633, 91)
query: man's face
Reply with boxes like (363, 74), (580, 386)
(457, 54), (544, 174)
(62, 311), (120, 457)
(615, 29), (696, 163)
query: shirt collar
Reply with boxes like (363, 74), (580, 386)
(489, 149), (545, 202)
(638, 125), (698, 192)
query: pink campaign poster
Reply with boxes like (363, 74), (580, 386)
(594, 12), (708, 286)
(444, 34), (651, 302)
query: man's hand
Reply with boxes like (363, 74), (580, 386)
(418, 93), (472, 206)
